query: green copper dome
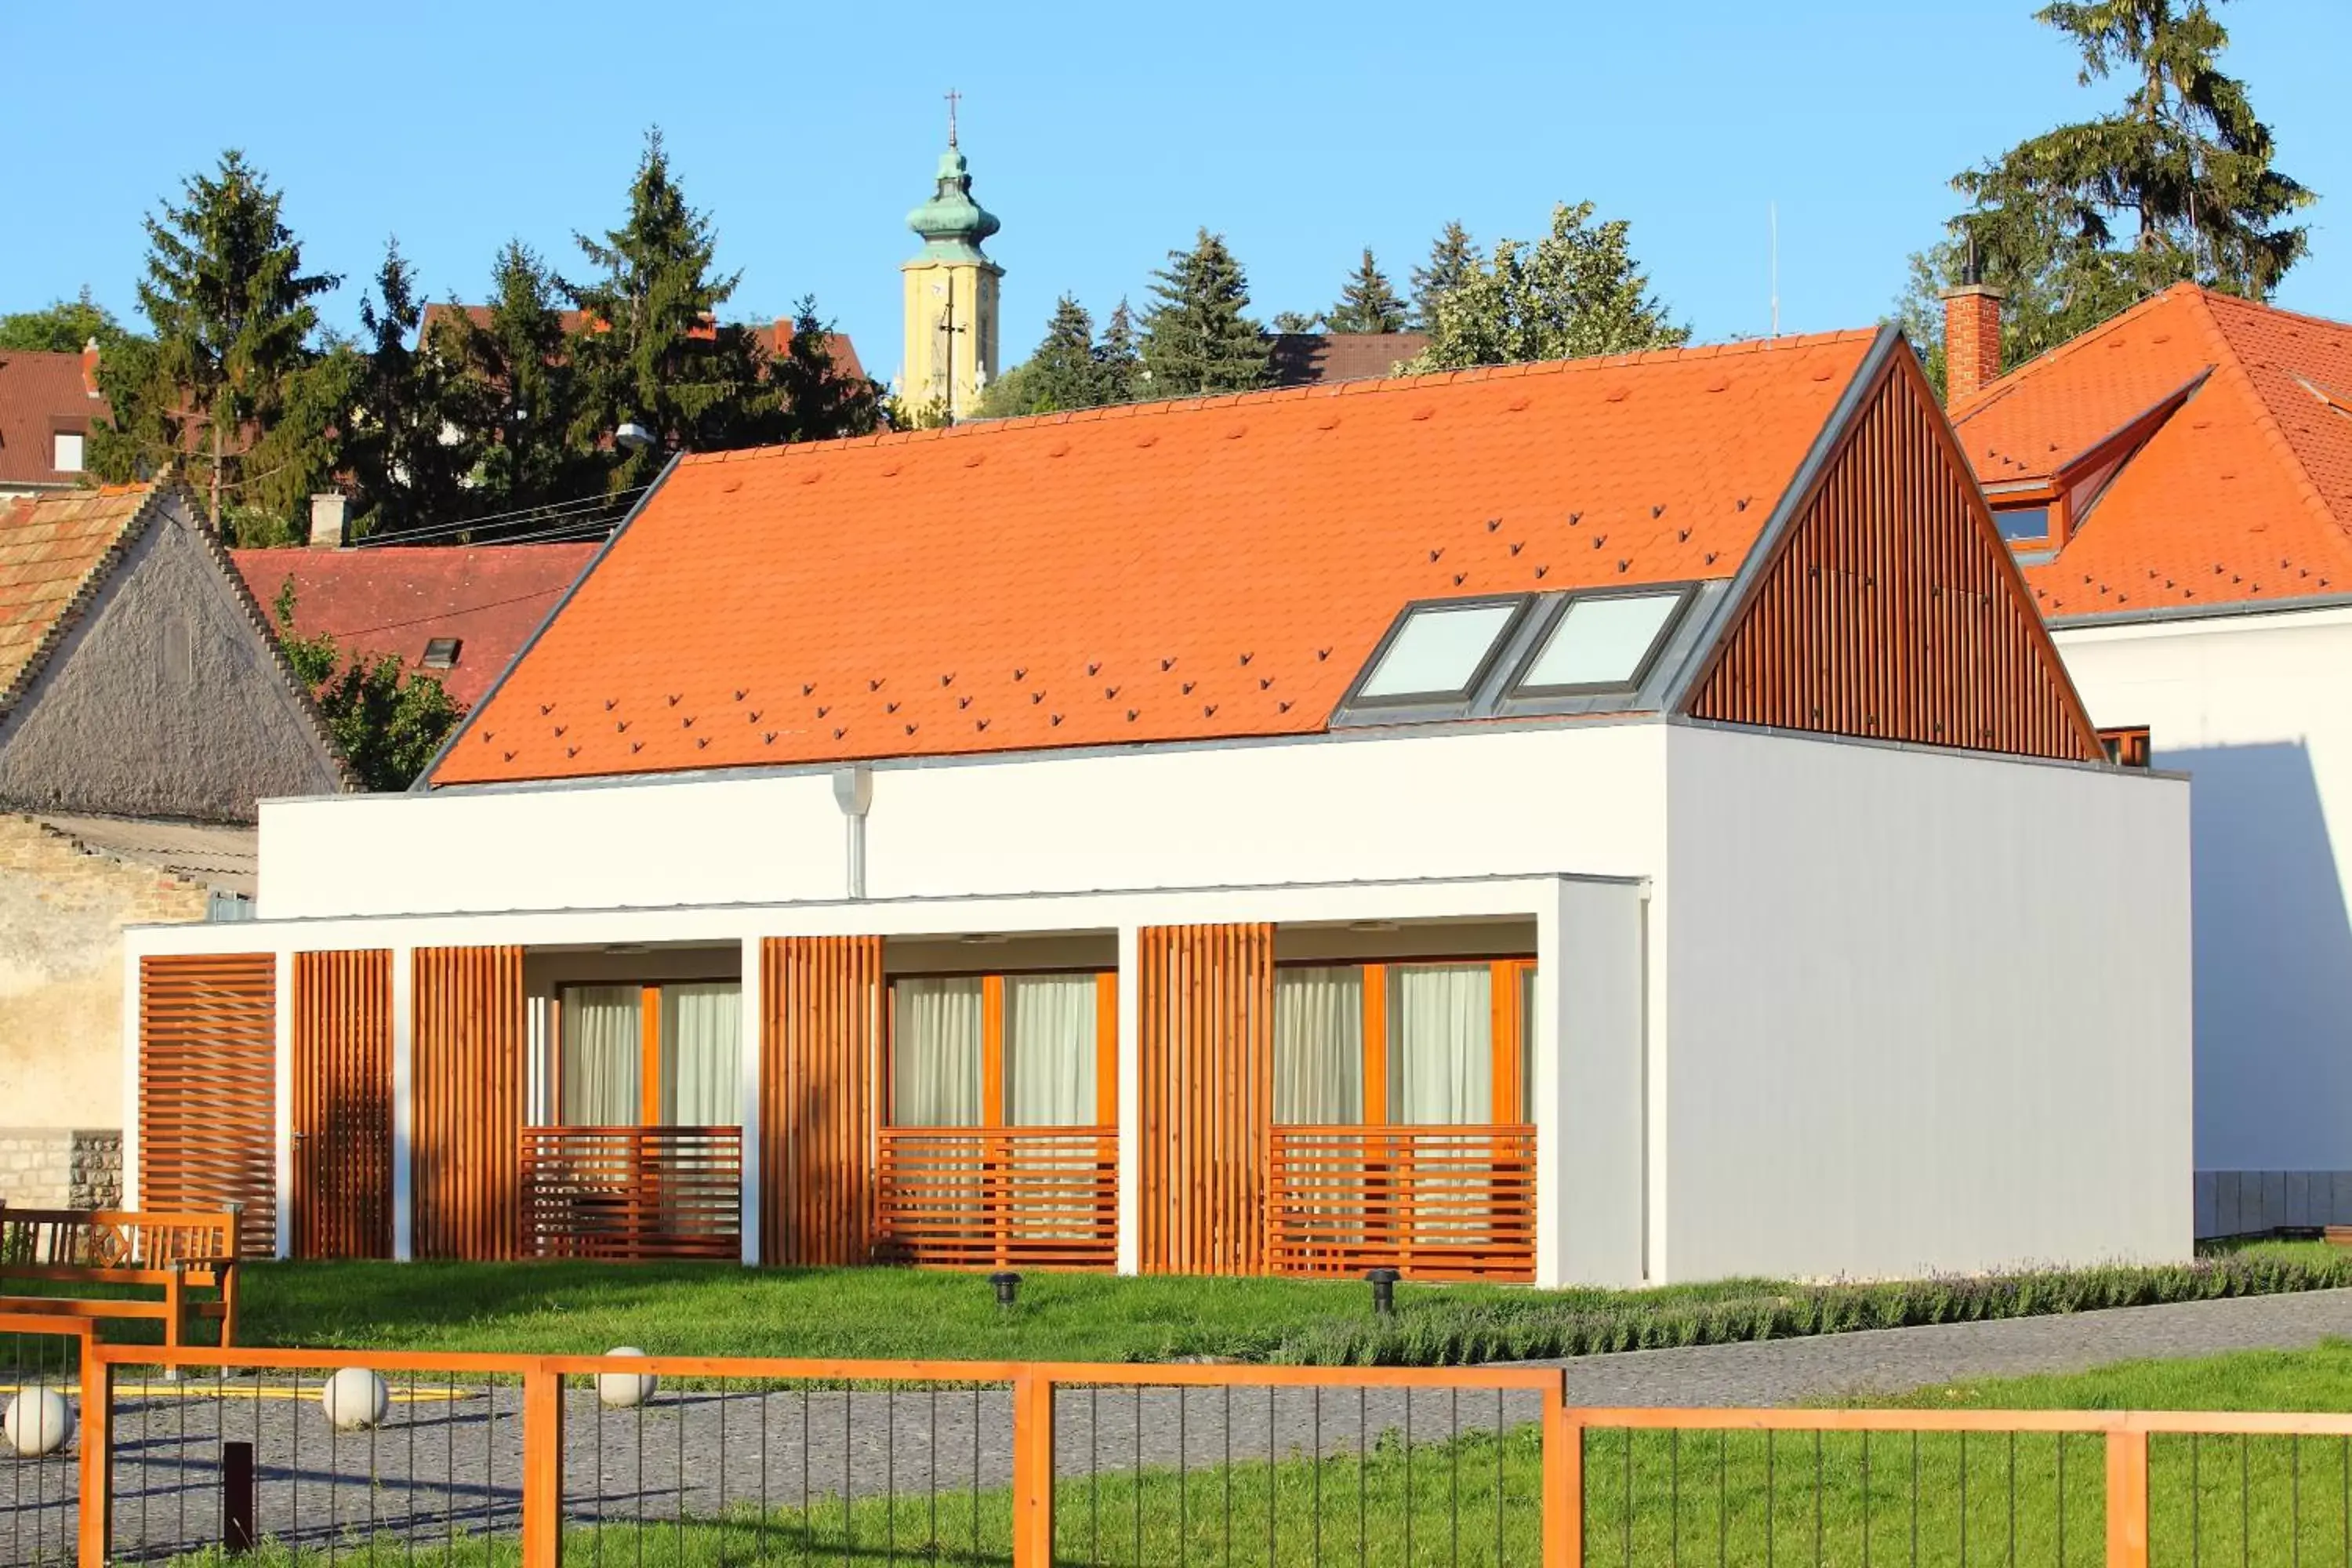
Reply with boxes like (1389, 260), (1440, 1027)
(906, 144), (1000, 265)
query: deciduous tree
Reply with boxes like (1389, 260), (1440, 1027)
(1406, 203), (1687, 372)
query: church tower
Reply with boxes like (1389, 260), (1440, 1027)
(900, 95), (1002, 423)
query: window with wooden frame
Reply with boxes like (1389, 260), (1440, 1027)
(555, 982), (741, 1127)
(2099, 725), (2152, 768)
(1272, 959), (1535, 1128)
(887, 971), (1118, 1129)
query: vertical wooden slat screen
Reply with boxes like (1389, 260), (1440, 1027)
(1684, 357), (2104, 763)
(137, 953), (277, 1257)
(412, 946), (525, 1260)
(760, 936), (884, 1265)
(1138, 923), (1276, 1275)
(290, 950), (394, 1260)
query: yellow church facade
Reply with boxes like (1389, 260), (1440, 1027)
(899, 116), (1003, 423)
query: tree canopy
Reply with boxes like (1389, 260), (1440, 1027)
(1139, 230), (1269, 397)
(1326, 250), (1408, 335)
(273, 579), (463, 791)
(1410, 222), (1481, 331)
(1405, 204), (1688, 372)
(0, 289), (128, 353)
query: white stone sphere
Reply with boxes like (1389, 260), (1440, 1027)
(319, 1368), (390, 1432)
(597, 1347), (658, 1409)
(4, 1389), (74, 1456)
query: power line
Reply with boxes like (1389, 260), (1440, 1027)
(345, 485), (648, 547)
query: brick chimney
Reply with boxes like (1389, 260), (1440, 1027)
(307, 492), (348, 550)
(80, 338), (101, 399)
(1941, 282), (2005, 404)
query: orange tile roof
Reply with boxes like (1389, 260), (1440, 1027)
(430, 332), (1878, 786)
(0, 485), (156, 712)
(1951, 284), (2352, 618)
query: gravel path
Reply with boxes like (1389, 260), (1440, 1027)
(11, 1289), (2350, 1563)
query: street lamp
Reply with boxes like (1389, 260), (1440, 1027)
(615, 420), (658, 453)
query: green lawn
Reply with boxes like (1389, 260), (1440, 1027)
(158, 1341), (2352, 1566)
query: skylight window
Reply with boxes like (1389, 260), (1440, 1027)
(422, 637), (461, 670)
(1355, 600), (1522, 702)
(1994, 507), (2051, 547)
(1514, 590), (1687, 693)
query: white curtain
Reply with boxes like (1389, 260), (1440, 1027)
(1005, 975), (1098, 1126)
(561, 986), (641, 1125)
(660, 983), (742, 1126)
(1388, 964), (1493, 1124)
(1275, 968), (1364, 1123)
(894, 978), (985, 1126)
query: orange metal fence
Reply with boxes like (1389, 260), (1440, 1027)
(8, 1316), (2340, 1567)
(1267, 1123), (1537, 1282)
(874, 1125), (1119, 1270)
(517, 1125), (743, 1261)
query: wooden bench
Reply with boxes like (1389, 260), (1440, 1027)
(0, 1203), (241, 1351)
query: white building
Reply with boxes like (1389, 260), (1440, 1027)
(124, 326), (2190, 1285)
(1947, 281), (2352, 1239)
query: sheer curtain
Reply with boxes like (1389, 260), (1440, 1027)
(561, 986), (641, 1125)
(1005, 975), (1098, 1126)
(660, 983), (742, 1125)
(1388, 964), (1493, 1124)
(894, 978), (985, 1126)
(1275, 968), (1364, 1123)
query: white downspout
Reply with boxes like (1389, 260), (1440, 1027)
(832, 766), (874, 899)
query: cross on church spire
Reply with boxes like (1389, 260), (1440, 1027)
(946, 88), (960, 147)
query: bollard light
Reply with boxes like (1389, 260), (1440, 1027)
(1366, 1267), (1400, 1317)
(989, 1270), (1023, 1309)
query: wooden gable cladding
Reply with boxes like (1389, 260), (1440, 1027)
(412, 946), (525, 1260)
(1138, 923), (1276, 1275)
(290, 950), (394, 1260)
(761, 936), (884, 1265)
(1683, 353), (2103, 762)
(136, 953), (276, 1256)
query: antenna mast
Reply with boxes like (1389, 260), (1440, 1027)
(1769, 202), (1780, 339)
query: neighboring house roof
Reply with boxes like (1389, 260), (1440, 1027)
(0, 485), (154, 713)
(0, 347), (105, 490)
(1267, 332), (1430, 387)
(432, 326), (2108, 787)
(29, 812), (258, 895)
(416, 304), (866, 383)
(230, 544), (599, 708)
(1951, 283), (2352, 619)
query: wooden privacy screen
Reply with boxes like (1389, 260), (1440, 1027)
(1267, 1125), (1537, 1282)
(519, 1126), (742, 1261)
(1139, 923), (1275, 1275)
(137, 953), (277, 1256)
(412, 946), (525, 1260)
(290, 950), (394, 1259)
(1685, 356), (2104, 763)
(761, 936), (884, 1265)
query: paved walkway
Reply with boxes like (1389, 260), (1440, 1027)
(26, 1289), (2352, 1562)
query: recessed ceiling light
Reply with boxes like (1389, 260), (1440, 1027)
(603, 942), (650, 956)
(1348, 920), (1400, 934)
(958, 933), (1012, 945)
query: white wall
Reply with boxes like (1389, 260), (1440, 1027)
(1659, 724), (2191, 1280)
(2055, 607), (2352, 1177)
(260, 724), (1670, 918)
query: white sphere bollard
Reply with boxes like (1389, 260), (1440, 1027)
(319, 1368), (390, 1432)
(597, 1347), (658, 1409)
(3, 1389), (73, 1457)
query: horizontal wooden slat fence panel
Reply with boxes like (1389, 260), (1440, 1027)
(1139, 922), (1275, 1276)
(412, 946), (525, 1261)
(137, 953), (276, 1256)
(875, 1126), (1117, 1269)
(519, 1126), (742, 1260)
(291, 949), (394, 1260)
(1684, 354), (2104, 762)
(1268, 1123), (1537, 1282)
(760, 936), (883, 1265)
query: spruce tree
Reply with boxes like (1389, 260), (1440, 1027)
(135, 149), (339, 532)
(1269, 310), (1323, 333)
(1024, 296), (1104, 412)
(1326, 250), (1409, 334)
(1140, 230), (1269, 398)
(768, 296), (884, 441)
(1406, 202), (1688, 372)
(1410, 222), (1481, 330)
(342, 241), (477, 538)
(565, 129), (768, 487)
(1094, 299), (1142, 405)
(452, 241), (601, 516)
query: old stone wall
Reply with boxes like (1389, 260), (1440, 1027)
(0, 1127), (122, 1209)
(0, 814), (209, 1134)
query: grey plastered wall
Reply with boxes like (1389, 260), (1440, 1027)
(0, 495), (344, 822)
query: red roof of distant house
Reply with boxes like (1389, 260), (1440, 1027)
(1266, 332), (1431, 387)
(0, 348), (107, 489)
(415, 304), (865, 383)
(231, 543), (597, 707)
(430, 330), (1881, 786)
(1951, 284), (2352, 619)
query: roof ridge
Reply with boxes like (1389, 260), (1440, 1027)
(2181, 288), (2352, 550)
(686, 331), (1885, 466)
(1950, 287), (2198, 424)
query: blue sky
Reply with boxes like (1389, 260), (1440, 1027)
(6, 0), (2346, 383)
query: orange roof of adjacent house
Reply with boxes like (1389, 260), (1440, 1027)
(429, 331), (1878, 786)
(0, 485), (155, 712)
(1951, 284), (2352, 619)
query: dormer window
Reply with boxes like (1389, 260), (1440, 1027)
(52, 431), (85, 473)
(1352, 597), (1525, 704)
(1994, 506), (2052, 549)
(1512, 588), (1691, 695)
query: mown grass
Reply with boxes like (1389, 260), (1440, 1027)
(155, 1341), (2352, 1567)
